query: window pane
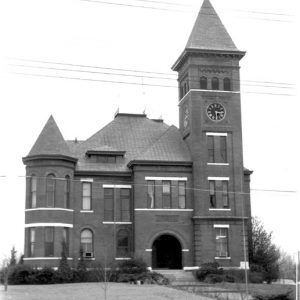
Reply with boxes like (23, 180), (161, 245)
(212, 77), (219, 90)
(178, 181), (186, 209)
(216, 228), (228, 257)
(200, 76), (207, 89)
(147, 181), (155, 208)
(81, 229), (93, 254)
(220, 136), (227, 163)
(82, 183), (91, 210)
(209, 181), (216, 208)
(104, 188), (114, 221)
(82, 197), (91, 210)
(31, 175), (37, 208)
(29, 228), (35, 257)
(46, 175), (55, 207)
(121, 189), (131, 222)
(45, 227), (54, 257)
(45, 227), (54, 242)
(222, 181), (229, 208)
(162, 181), (171, 208)
(117, 230), (130, 257)
(224, 78), (231, 91)
(207, 136), (215, 163)
(65, 176), (70, 208)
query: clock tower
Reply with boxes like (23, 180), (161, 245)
(172, 0), (251, 267)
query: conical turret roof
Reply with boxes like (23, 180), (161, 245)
(26, 115), (75, 159)
(185, 0), (238, 51)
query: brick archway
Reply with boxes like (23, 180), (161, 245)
(152, 234), (182, 269)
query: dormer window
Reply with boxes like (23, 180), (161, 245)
(86, 150), (125, 163)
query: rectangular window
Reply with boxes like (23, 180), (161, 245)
(147, 181), (155, 208)
(64, 177), (70, 209)
(46, 175), (55, 207)
(82, 182), (92, 210)
(104, 188), (114, 221)
(120, 189), (131, 222)
(220, 136), (227, 163)
(207, 135), (215, 163)
(63, 227), (69, 256)
(162, 181), (171, 208)
(30, 176), (37, 208)
(29, 228), (35, 257)
(222, 181), (229, 208)
(215, 228), (229, 257)
(209, 181), (216, 208)
(44, 227), (54, 257)
(178, 181), (186, 209)
(96, 156), (116, 163)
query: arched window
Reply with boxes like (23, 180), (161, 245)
(200, 76), (207, 89)
(212, 77), (219, 90)
(30, 175), (37, 208)
(81, 229), (93, 257)
(64, 175), (71, 209)
(46, 174), (56, 207)
(117, 229), (130, 257)
(223, 78), (231, 91)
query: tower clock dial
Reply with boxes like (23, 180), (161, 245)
(206, 103), (226, 121)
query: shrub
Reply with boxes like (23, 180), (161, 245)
(8, 265), (36, 284)
(253, 291), (292, 300)
(195, 262), (223, 281)
(203, 274), (224, 284)
(35, 267), (56, 284)
(249, 271), (264, 283)
(117, 258), (147, 275)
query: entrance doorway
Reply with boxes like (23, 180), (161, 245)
(152, 234), (182, 269)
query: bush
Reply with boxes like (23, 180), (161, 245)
(203, 274), (224, 284)
(35, 267), (56, 284)
(195, 262), (223, 281)
(117, 258), (147, 274)
(8, 265), (36, 284)
(253, 291), (292, 300)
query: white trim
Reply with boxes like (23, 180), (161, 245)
(207, 163), (229, 166)
(103, 184), (132, 189)
(134, 208), (193, 212)
(215, 257), (231, 260)
(77, 257), (95, 260)
(80, 178), (93, 182)
(145, 249), (152, 252)
(25, 223), (73, 228)
(102, 222), (132, 225)
(209, 208), (231, 211)
(206, 132), (228, 136)
(147, 267), (152, 271)
(25, 208), (74, 212)
(214, 224), (230, 228)
(182, 249), (189, 252)
(80, 210), (94, 213)
(208, 177), (230, 181)
(23, 257), (73, 261)
(240, 261), (250, 270)
(184, 266), (200, 271)
(145, 177), (187, 181)
(115, 257), (131, 260)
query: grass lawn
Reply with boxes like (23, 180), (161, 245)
(0, 282), (209, 300)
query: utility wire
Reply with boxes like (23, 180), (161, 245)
(10, 175), (298, 195)
(80, 0), (294, 22)
(9, 58), (295, 87)
(11, 71), (296, 97)
(11, 64), (295, 90)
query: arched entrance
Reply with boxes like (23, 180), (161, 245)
(152, 234), (182, 269)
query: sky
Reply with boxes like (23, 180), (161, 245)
(0, 0), (299, 261)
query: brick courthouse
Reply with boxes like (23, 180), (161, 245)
(23, 0), (252, 270)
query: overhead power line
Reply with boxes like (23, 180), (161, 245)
(3, 174), (296, 195)
(80, 0), (294, 22)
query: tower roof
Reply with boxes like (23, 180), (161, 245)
(25, 115), (75, 159)
(185, 0), (237, 51)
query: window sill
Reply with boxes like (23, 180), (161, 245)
(25, 208), (74, 212)
(207, 163), (229, 166)
(135, 208), (193, 211)
(215, 257), (231, 260)
(115, 257), (131, 260)
(77, 257), (95, 260)
(209, 208), (231, 211)
(24, 257), (73, 260)
(102, 222), (132, 225)
(80, 210), (94, 213)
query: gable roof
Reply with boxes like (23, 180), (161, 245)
(26, 115), (75, 159)
(185, 0), (238, 51)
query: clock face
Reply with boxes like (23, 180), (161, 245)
(206, 103), (226, 121)
(183, 106), (189, 128)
